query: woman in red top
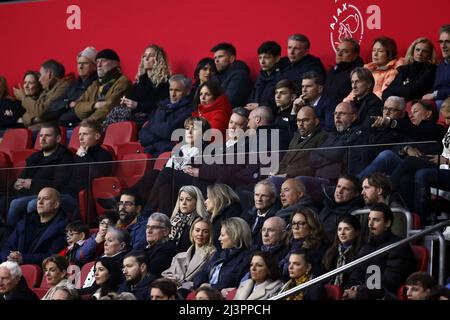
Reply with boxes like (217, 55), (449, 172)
(192, 80), (232, 136)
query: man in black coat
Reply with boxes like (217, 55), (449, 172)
(343, 203), (416, 300)
(0, 261), (38, 300)
(118, 251), (155, 300)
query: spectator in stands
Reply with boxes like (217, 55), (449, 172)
(246, 41), (287, 111)
(41, 255), (75, 300)
(1, 187), (67, 265)
(292, 72), (337, 131)
(234, 251), (283, 300)
(58, 220), (90, 266)
(383, 38), (437, 101)
(405, 271), (436, 300)
(0, 75), (24, 134)
(13, 59), (73, 129)
(5, 123), (73, 226)
(423, 24), (450, 108)
(322, 215), (362, 287)
(279, 249), (326, 300)
(162, 217), (216, 293)
(280, 207), (329, 279)
(192, 79), (232, 135)
(347, 67), (383, 128)
(168, 185), (208, 253)
(22, 71), (43, 100)
(210, 42), (252, 109)
(195, 284), (224, 300)
(343, 203), (416, 300)
(90, 256), (123, 299)
(346, 37), (403, 101)
(205, 183), (242, 248)
(138, 74), (194, 157)
(51, 286), (80, 300)
(280, 34), (326, 87)
(50, 46), (98, 125)
(257, 217), (288, 261)
(272, 79), (297, 139)
(319, 174), (364, 241)
(104, 44), (170, 126)
(0, 261), (38, 300)
(193, 217), (253, 291)
(240, 180), (281, 247)
(193, 57), (217, 92)
(275, 178), (314, 221)
(272, 106), (328, 178)
(144, 213), (177, 278)
(73, 49), (132, 122)
(149, 278), (178, 300)
(118, 250), (153, 300)
(324, 38), (364, 103)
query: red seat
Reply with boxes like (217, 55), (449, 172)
(226, 288), (237, 300)
(153, 151), (171, 171)
(92, 176), (124, 216)
(397, 284), (407, 300)
(103, 121), (137, 156)
(324, 284), (343, 300)
(412, 213), (421, 230)
(9, 149), (36, 182)
(411, 245), (429, 272)
(68, 125), (81, 153)
(32, 287), (48, 299)
(186, 290), (196, 300)
(20, 264), (42, 288)
(116, 153), (152, 188)
(77, 261), (95, 289)
(0, 128), (32, 160)
(78, 189), (96, 226)
(34, 126), (67, 150)
(115, 142), (145, 160)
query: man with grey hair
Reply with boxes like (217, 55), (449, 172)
(280, 34), (326, 89)
(144, 213), (176, 277)
(139, 74), (194, 157)
(241, 179), (281, 246)
(0, 261), (38, 300)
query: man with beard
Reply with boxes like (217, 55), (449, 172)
(4, 124), (73, 226)
(343, 203), (416, 300)
(118, 251), (153, 300)
(74, 49), (131, 122)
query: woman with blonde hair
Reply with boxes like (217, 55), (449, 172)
(205, 183), (242, 247)
(169, 185), (208, 252)
(104, 44), (171, 126)
(162, 217), (216, 294)
(383, 37), (437, 101)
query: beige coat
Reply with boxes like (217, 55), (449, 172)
(161, 244), (215, 290)
(74, 74), (131, 122)
(21, 76), (73, 126)
(41, 278), (75, 300)
(234, 279), (283, 300)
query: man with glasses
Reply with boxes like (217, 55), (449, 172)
(144, 213), (176, 278)
(423, 24), (450, 108)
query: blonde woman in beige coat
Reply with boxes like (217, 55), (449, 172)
(162, 217), (215, 292)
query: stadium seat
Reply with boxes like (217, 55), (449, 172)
(20, 264), (42, 288)
(226, 288), (237, 300)
(412, 213), (421, 229)
(153, 151), (171, 171)
(103, 121), (137, 156)
(116, 153), (152, 188)
(78, 189), (96, 226)
(32, 287), (48, 299)
(324, 284), (343, 300)
(68, 125), (81, 153)
(0, 128), (32, 160)
(77, 261), (95, 289)
(411, 245), (429, 272)
(397, 284), (407, 300)
(9, 149), (36, 182)
(92, 176), (124, 216)
(34, 126), (67, 150)
(115, 142), (145, 160)
(185, 290), (196, 300)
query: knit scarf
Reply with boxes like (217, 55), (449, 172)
(284, 273), (311, 300)
(333, 244), (352, 286)
(97, 68), (121, 101)
(169, 212), (192, 245)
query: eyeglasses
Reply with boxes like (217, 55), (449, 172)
(66, 231), (80, 236)
(99, 221), (111, 227)
(437, 40), (450, 46)
(146, 225), (166, 231)
(383, 107), (402, 113)
(117, 201), (135, 207)
(291, 221), (307, 229)
(333, 112), (354, 117)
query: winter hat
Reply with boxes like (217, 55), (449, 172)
(78, 46), (97, 64)
(96, 49), (120, 62)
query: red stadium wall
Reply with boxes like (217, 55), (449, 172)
(0, 0), (449, 89)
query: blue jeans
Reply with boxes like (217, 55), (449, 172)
(415, 168), (450, 220)
(358, 150), (402, 179)
(7, 195), (36, 227)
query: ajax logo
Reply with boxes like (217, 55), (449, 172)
(330, 2), (381, 52)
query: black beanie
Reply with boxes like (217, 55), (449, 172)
(96, 49), (120, 62)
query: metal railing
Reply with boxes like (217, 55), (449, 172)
(269, 220), (450, 300)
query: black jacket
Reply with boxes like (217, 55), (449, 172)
(0, 277), (38, 300)
(281, 55), (326, 93)
(352, 92), (383, 129)
(324, 57), (364, 102)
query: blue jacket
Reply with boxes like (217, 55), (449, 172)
(128, 214), (148, 250)
(212, 60), (252, 109)
(433, 60), (450, 100)
(138, 96), (193, 157)
(1, 210), (68, 265)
